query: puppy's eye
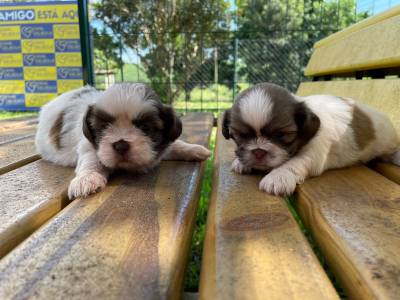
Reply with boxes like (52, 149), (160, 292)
(134, 122), (151, 132)
(274, 131), (296, 143)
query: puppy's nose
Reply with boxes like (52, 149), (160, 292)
(113, 140), (130, 154)
(252, 148), (267, 160)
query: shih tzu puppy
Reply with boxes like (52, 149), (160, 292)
(222, 82), (400, 196)
(36, 83), (211, 199)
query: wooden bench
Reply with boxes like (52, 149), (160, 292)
(0, 113), (213, 299)
(200, 6), (400, 300)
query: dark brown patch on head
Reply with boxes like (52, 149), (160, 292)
(83, 105), (115, 147)
(224, 83), (320, 157)
(351, 105), (375, 150)
(222, 213), (289, 231)
(49, 111), (65, 149)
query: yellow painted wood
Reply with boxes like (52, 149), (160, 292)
(0, 160), (74, 258)
(370, 162), (400, 185)
(0, 113), (213, 300)
(198, 118), (339, 300)
(304, 6), (400, 76)
(297, 79), (400, 134)
(295, 166), (400, 300)
(0, 137), (39, 175)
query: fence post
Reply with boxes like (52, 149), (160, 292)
(78, 0), (94, 85)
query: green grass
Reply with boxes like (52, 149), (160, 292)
(0, 111), (38, 120)
(184, 127), (216, 291)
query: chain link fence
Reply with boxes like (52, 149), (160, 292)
(90, 0), (373, 114)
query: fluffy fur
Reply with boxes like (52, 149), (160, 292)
(36, 83), (211, 199)
(223, 82), (400, 196)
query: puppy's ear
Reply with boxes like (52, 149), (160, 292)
(160, 105), (182, 143)
(295, 102), (320, 142)
(83, 105), (95, 144)
(222, 109), (231, 139)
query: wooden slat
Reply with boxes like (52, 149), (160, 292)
(0, 113), (213, 300)
(199, 118), (339, 300)
(370, 162), (400, 185)
(0, 160), (74, 258)
(304, 6), (400, 76)
(0, 137), (39, 175)
(295, 166), (400, 300)
(0, 126), (36, 145)
(297, 79), (400, 134)
(0, 117), (37, 132)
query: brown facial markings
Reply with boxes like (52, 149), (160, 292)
(351, 105), (376, 150)
(49, 111), (65, 150)
(83, 106), (115, 147)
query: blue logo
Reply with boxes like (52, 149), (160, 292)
(25, 80), (57, 93)
(0, 94), (25, 108)
(0, 67), (23, 80)
(55, 39), (80, 52)
(57, 67), (82, 79)
(21, 24), (53, 39)
(23, 54), (55, 66)
(0, 41), (21, 53)
(0, 9), (35, 22)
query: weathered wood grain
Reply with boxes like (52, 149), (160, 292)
(0, 137), (39, 175)
(295, 166), (400, 300)
(0, 160), (74, 258)
(198, 118), (339, 300)
(370, 162), (400, 185)
(0, 113), (213, 300)
(297, 79), (400, 135)
(304, 6), (400, 76)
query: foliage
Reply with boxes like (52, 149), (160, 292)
(93, 0), (230, 103)
(92, 28), (123, 75)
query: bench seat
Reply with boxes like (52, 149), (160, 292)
(199, 119), (339, 300)
(0, 113), (213, 299)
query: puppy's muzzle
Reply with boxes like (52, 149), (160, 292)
(252, 148), (267, 160)
(113, 139), (130, 155)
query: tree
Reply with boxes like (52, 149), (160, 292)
(93, 0), (229, 103)
(92, 28), (123, 77)
(235, 0), (369, 91)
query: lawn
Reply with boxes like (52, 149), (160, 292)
(0, 111), (38, 120)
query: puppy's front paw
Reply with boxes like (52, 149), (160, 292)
(231, 158), (251, 174)
(259, 168), (297, 196)
(68, 172), (107, 200)
(185, 144), (211, 161)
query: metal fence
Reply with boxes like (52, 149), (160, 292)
(90, 0), (373, 114)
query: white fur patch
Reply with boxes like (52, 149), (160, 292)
(239, 88), (273, 131)
(96, 83), (157, 119)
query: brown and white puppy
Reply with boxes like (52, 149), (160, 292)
(222, 82), (400, 195)
(35, 83), (211, 199)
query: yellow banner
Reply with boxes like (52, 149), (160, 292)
(26, 93), (57, 107)
(24, 66), (57, 80)
(0, 53), (22, 67)
(0, 4), (79, 25)
(22, 39), (54, 53)
(53, 24), (80, 39)
(0, 26), (20, 40)
(0, 80), (24, 94)
(56, 52), (82, 66)
(57, 80), (84, 94)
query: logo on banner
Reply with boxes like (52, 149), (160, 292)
(25, 80), (57, 93)
(21, 24), (53, 39)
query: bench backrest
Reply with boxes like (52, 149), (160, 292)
(297, 5), (400, 133)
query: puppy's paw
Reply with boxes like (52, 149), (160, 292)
(68, 172), (107, 200)
(259, 168), (297, 196)
(184, 144), (211, 161)
(231, 158), (251, 174)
